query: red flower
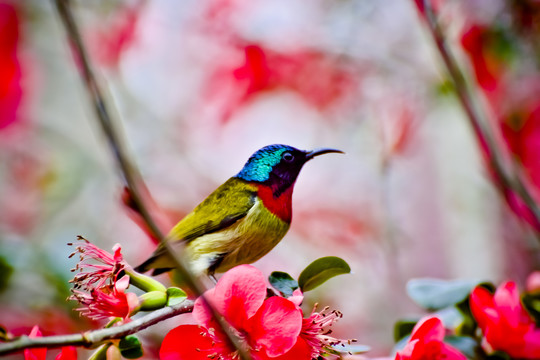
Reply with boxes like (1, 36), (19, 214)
(160, 265), (305, 360)
(395, 316), (466, 360)
(70, 275), (139, 321)
(205, 43), (359, 122)
(460, 24), (503, 93)
(69, 236), (126, 290)
(0, 2), (22, 130)
(161, 265), (348, 360)
(23, 326), (77, 360)
(470, 281), (540, 358)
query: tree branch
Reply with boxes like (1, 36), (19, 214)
(52, 1), (253, 359)
(0, 300), (194, 356)
(416, 0), (540, 232)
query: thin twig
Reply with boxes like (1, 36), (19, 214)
(418, 0), (540, 231)
(0, 300), (194, 356)
(53, 1), (252, 359)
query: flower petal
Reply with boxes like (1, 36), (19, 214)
(288, 289), (304, 307)
(115, 275), (130, 292)
(258, 336), (312, 360)
(470, 285), (497, 329)
(493, 281), (530, 328)
(410, 316), (444, 343)
(55, 346), (77, 360)
(193, 288), (217, 328)
(248, 297), (302, 357)
(160, 324), (226, 360)
(399, 339), (419, 357)
(520, 330), (540, 359)
(195, 265), (267, 330)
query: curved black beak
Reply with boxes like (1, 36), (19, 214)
(305, 148), (344, 160)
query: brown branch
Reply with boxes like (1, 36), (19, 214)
(417, 0), (540, 231)
(0, 300), (194, 356)
(52, 1), (253, 359)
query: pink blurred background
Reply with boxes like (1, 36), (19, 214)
(1, 0), (539, 358)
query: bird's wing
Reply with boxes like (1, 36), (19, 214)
(134, 178), (257, 274)
(168, 177), (257, 242)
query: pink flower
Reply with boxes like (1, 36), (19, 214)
(283, 289), (350, 359)
(70, 275), (139, 321)
(69, 236), (126, 290)
(470, 281), (540, 358)
(298, 305), (346, 359)
(23, 326), (77, 360)
(527, 271), (540, 293)
(395, 316), (466, 360)
(86, 2), (143, 70)
(161, 265), (308, 359)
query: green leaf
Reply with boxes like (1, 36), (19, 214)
(167, 287), (187, 306)
(406, 278), (479, 311)
(119, 335), (143, 359)
(455, 297), (477, 337)
(393, 319), (418, 342)
(269, 271), (298, 297)
(0, 255), (13, 294)
(522, 293), (540, 326)
(298, 256), (351, 292)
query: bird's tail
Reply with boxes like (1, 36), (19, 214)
(134, 252), (174, 276)
(133, 258), (153, 274)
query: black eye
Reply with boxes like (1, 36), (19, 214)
(282, 152), (294, 162)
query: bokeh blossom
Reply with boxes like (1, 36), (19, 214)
(470, 281), (540, 358)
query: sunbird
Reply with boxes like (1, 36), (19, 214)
(135, 144), (343, 278)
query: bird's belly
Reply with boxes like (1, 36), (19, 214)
(186, 199), (290, 275)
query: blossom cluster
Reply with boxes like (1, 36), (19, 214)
(63, 240), (540, 360)
(388, 276), (540, 360)
(160, 264), (351, 360)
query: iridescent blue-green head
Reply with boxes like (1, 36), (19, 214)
(236, 144), (343, 193)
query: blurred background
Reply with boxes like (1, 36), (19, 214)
(1, 0), (540, 358)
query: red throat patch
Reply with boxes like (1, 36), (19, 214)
(256, 184), (293, 223)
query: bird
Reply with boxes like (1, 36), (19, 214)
(135, 144), (343, 278)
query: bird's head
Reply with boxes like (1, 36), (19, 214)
(236, 144), (343, 193)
